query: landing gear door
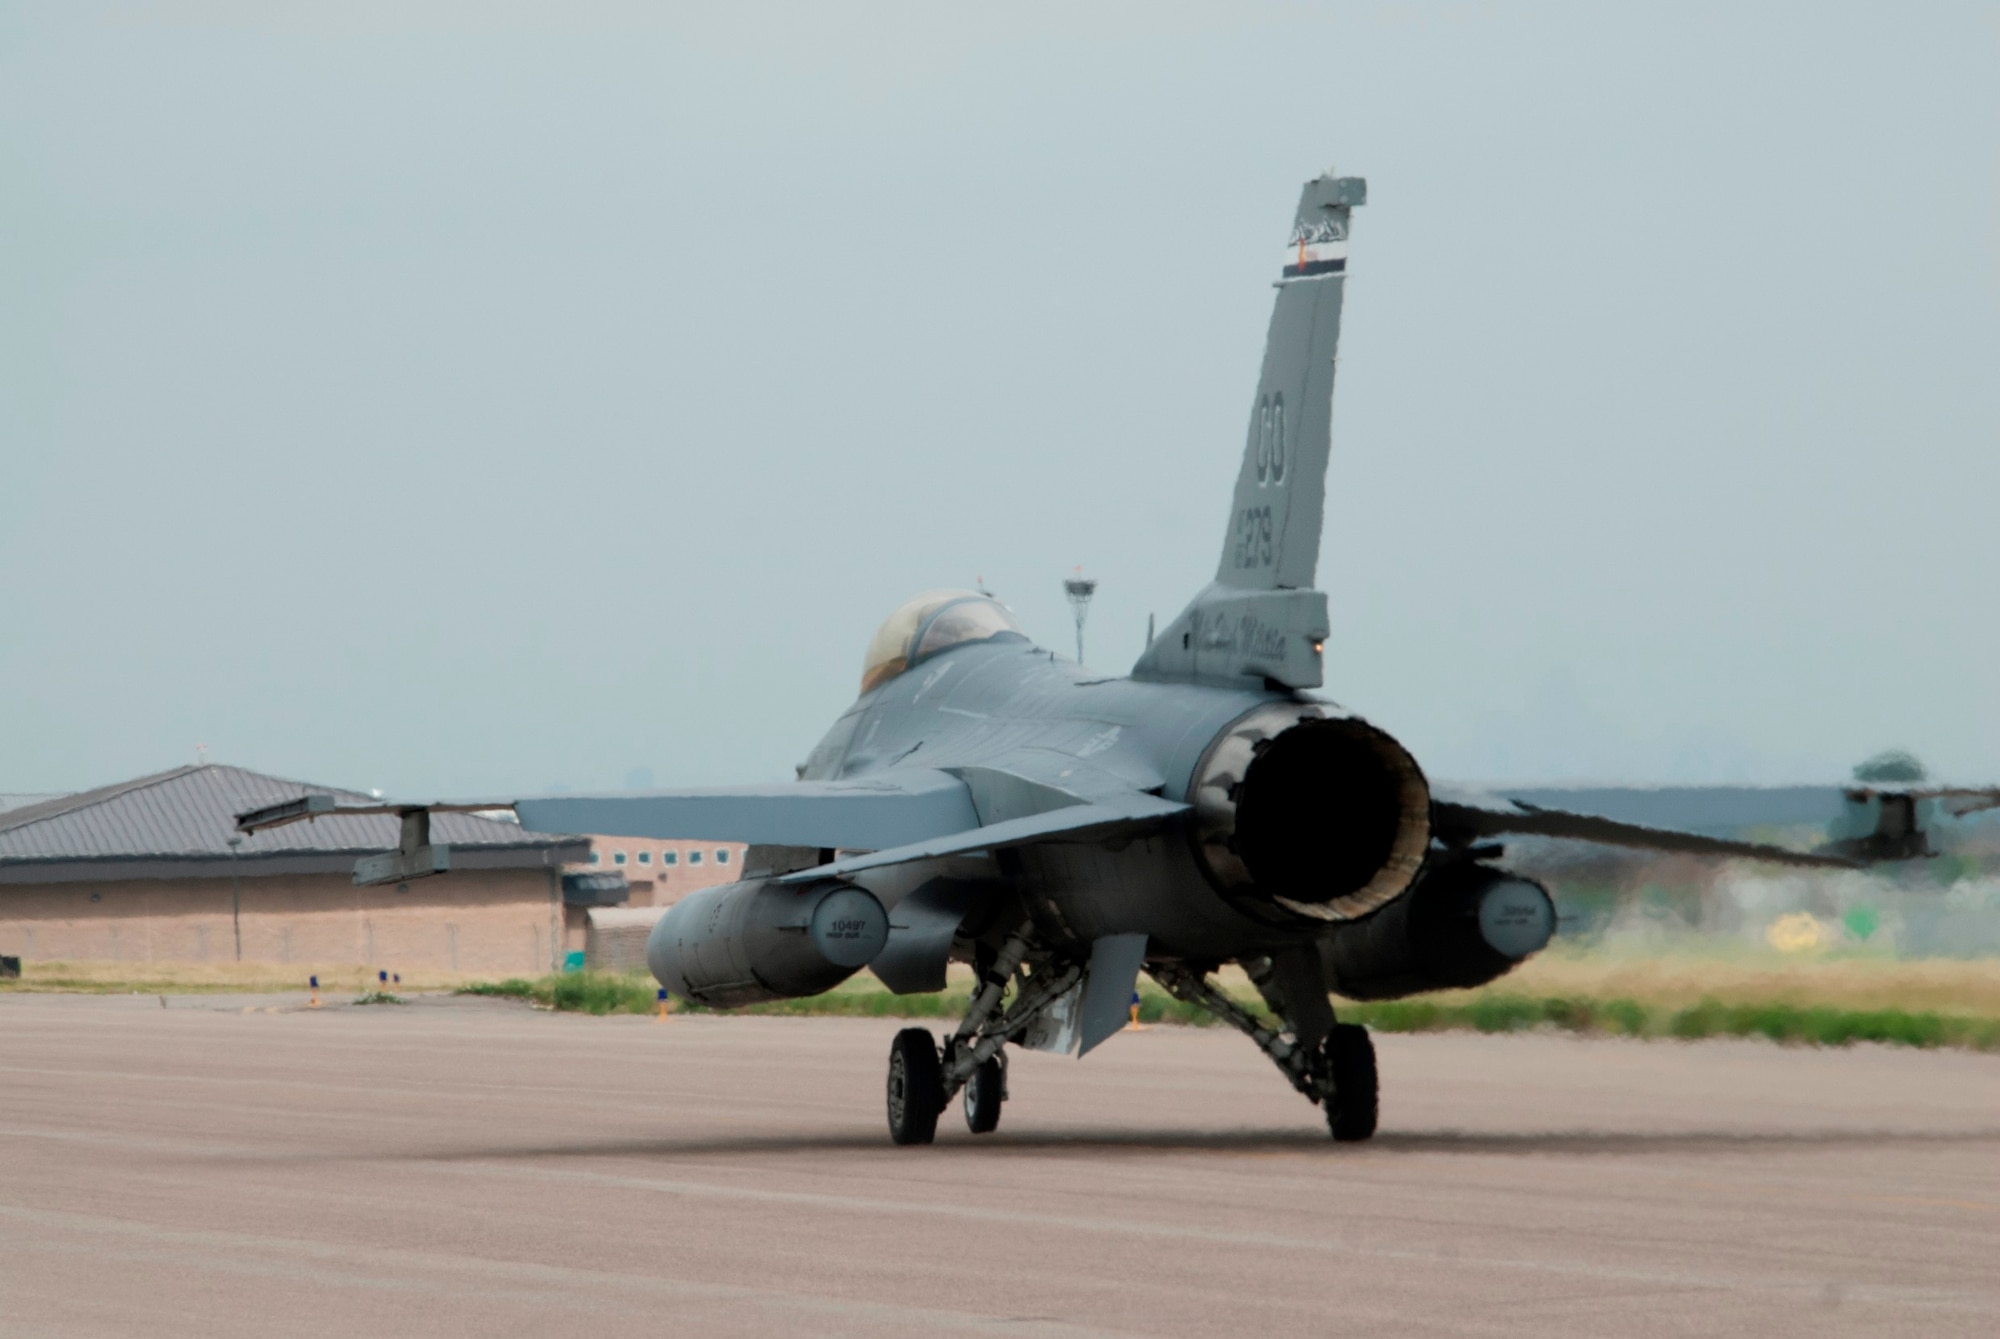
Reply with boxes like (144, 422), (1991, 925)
(1018, 933), (1149, 1056)
(1077, 934), (1149, 1055)
(1019, 980), (1083, 1054)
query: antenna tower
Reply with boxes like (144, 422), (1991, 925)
(1062, 568), (1097, 666)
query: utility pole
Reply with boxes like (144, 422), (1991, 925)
(226, 835), (243, 962)
(1063, 569), (1097, 666)
(546, 847), (562, 975)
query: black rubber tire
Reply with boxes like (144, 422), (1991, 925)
(887, 1027), (944, 1145)
(963, 1056), (1004, 1135)
(1325, 1022), (1378, 1142)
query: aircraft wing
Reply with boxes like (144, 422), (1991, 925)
(236, 771), (1189, 887)
(1430, 791), (1857, 869)
(237, 770), (984, 852)
(509, 773), (984, 850)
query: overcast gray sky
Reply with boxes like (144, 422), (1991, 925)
(4, 1), (1996, 797)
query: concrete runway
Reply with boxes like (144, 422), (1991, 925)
(4, 993), (1998, 1337)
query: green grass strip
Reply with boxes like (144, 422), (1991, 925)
(452, 975), (2000, 1052)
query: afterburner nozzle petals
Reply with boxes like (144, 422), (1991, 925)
(1188, 703), (1430, 924)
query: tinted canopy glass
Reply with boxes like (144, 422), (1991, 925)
(860, 591), (1024, 695)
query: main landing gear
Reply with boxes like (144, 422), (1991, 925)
(885, 1030), (1012, 1144)
(1322, 1021), (1378, 1141)
(883, 921), (1071, 1146)
(1148, 960), (1379, 1141)
(886, 1027), (944, 1145)
(962, 1054), (1006, 1134)
(883, 931), (1380, 1145)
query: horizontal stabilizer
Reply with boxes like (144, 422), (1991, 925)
(775, 793), (1190, 885)
(1432, 794), (1857, 869)
(512, 772), (979, 849)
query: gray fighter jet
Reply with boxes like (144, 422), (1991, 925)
(240, 169), (1937, 1145)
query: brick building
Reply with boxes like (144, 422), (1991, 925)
(0, 765), (589, 976)
(574, 834), (746, 908)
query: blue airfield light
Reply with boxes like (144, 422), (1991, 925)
(309, 975), (319, 990)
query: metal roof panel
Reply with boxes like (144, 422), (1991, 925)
(0, 765), (572, 863)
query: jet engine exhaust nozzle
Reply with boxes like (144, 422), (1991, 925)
(648, 878), (889, 1008)
(1190, 705), (1431, 922)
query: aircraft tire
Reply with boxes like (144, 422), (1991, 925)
(963, 1056), (1004, 1135)
(887, 1027), (944, 1145)
(1325, 1023), (1378, 1142)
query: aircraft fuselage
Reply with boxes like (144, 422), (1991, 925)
(807, 634), (1356, 963)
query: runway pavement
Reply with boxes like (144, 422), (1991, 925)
(3, 991), (1997, 1337)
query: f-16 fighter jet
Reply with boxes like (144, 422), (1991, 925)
(240, 168), (1972, 1145)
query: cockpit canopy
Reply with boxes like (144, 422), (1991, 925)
(860, 590), (1025, 695)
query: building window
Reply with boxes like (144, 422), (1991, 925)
(613, 851), (627, 865)
(588, 852), (600, 865)
(689, 850), (703, 865)
(716, 849), (730, 865)
(638, 851), (651, 865)
(662, 851), (678, 866)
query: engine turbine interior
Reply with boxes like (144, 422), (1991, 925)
(1189, 704), (1432, 922)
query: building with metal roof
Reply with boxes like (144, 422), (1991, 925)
(0, 765), (580, 881)
(0, 765), (590, 977)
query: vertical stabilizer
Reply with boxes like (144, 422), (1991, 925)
(1220, 171), (1365, 591)
(1133, 170), (1363, 691)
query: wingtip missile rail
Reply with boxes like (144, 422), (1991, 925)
(234, 793), (338, 833)
(233, 796), (513, 886)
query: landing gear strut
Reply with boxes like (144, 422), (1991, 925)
(1146, 962), (1378, 1142)
(882, 922), (1078, 1145)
